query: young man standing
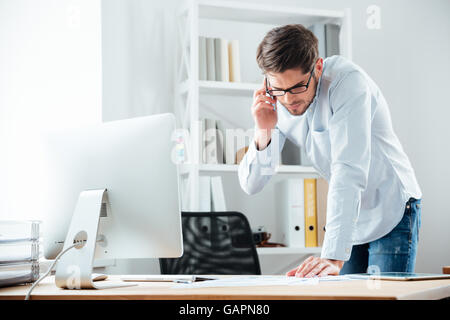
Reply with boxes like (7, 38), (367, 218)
(238, 24), (422, 277)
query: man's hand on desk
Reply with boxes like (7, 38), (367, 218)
(286, 256), (344, 278)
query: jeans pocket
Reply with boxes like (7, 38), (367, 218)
(408, 199), (421, 243)
(415, 201), (422, 242)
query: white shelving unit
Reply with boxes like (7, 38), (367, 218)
(174, 0), (352, 260)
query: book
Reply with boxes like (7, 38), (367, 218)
(0, 220), (40, 243)
(198, 36), (207, 81)
(325, 23), (340, 57)
(204, 118), (219, 164)
(228, 39), (241, 82)
(225, 128), (237, 165)
(205, 37), (216, 81)
(214, 38), (229, 82)
(198, 118), (206, 164)
(316, 178), (329, 247)
(211, 176), (227, 211)
(215, 120), (226, 164)
(304, 179), (318, 247)
(308, 24), (326, 58)
(276, 179), (305, 248)
(199, 176), (212, 212)
(0, 261), (39, 288)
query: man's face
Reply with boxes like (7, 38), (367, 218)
(266, 60), (322, 116)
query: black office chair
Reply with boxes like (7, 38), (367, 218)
(160, 211), (261, 275)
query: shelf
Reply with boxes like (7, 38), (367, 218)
(180, 164), (318, 176)
(179, 80), (260, 96)
(256, 247), (321, 255)
(199, 80), (259, 96)
(198, 0), (344, 25)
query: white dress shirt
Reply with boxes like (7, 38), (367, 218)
(238, 55), (422, 261)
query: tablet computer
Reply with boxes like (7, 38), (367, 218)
(348, 272), (450, 281)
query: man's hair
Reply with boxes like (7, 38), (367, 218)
(256, 24), (318, 75)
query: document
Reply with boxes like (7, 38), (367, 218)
(171, 275), (357, 289)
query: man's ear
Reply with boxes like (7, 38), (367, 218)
(315, 58), (324, 77)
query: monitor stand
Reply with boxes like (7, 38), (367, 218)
(55, 189), (136, 289)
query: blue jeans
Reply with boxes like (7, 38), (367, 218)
(340, 198), (422, 275)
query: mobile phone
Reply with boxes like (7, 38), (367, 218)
(264, 77), (277, 111)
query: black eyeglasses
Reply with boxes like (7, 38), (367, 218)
(265, 65), (315, 97)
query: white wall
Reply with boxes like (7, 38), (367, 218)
(0, 0), (102, 221)
(101, 0), (178, 122)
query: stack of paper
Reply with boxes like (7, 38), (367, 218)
(0, 220), (41, 288)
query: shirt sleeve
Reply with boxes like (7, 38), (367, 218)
(320, 71), (372, 262)
(238, 127), (286, 195)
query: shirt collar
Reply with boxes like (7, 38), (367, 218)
(306, 69), (323, 116)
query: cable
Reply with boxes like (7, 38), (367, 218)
(25, 243), (78, 300)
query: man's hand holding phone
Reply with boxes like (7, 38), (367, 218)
(251, 77), (278, 151)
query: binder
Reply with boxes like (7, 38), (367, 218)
(304, 179), (318, 247)
(214, 38), (229, 82)
(228, 40), (241, 82)
(211, 176), (227, 211)
(316, 178), (329, 247)
(199, 176), (211, 212)
(205, 37), (216, 81)
(198, 36), (207, 81)
(276, 179), (305, 247)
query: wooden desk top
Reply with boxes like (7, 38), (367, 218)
(1, 275), (449, 300)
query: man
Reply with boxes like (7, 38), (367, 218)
(238, 24), (422, 277)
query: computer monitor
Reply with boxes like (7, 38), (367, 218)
(41, 113), (183, 289)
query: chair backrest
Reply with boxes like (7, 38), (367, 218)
(159, 211), (261, 275)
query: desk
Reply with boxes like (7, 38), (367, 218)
(0, 275), (449, 300)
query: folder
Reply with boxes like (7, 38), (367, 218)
(316, 178), (329, 247)
(276, 179), (305, 247)
(304, 179), (318, 247)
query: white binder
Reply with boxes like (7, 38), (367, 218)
(275, 179), (305, 248)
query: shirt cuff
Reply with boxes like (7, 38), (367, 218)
(240, 139), (272, 178)
(320, 232), (354, 261)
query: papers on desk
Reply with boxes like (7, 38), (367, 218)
(171, 275), (358, 289)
